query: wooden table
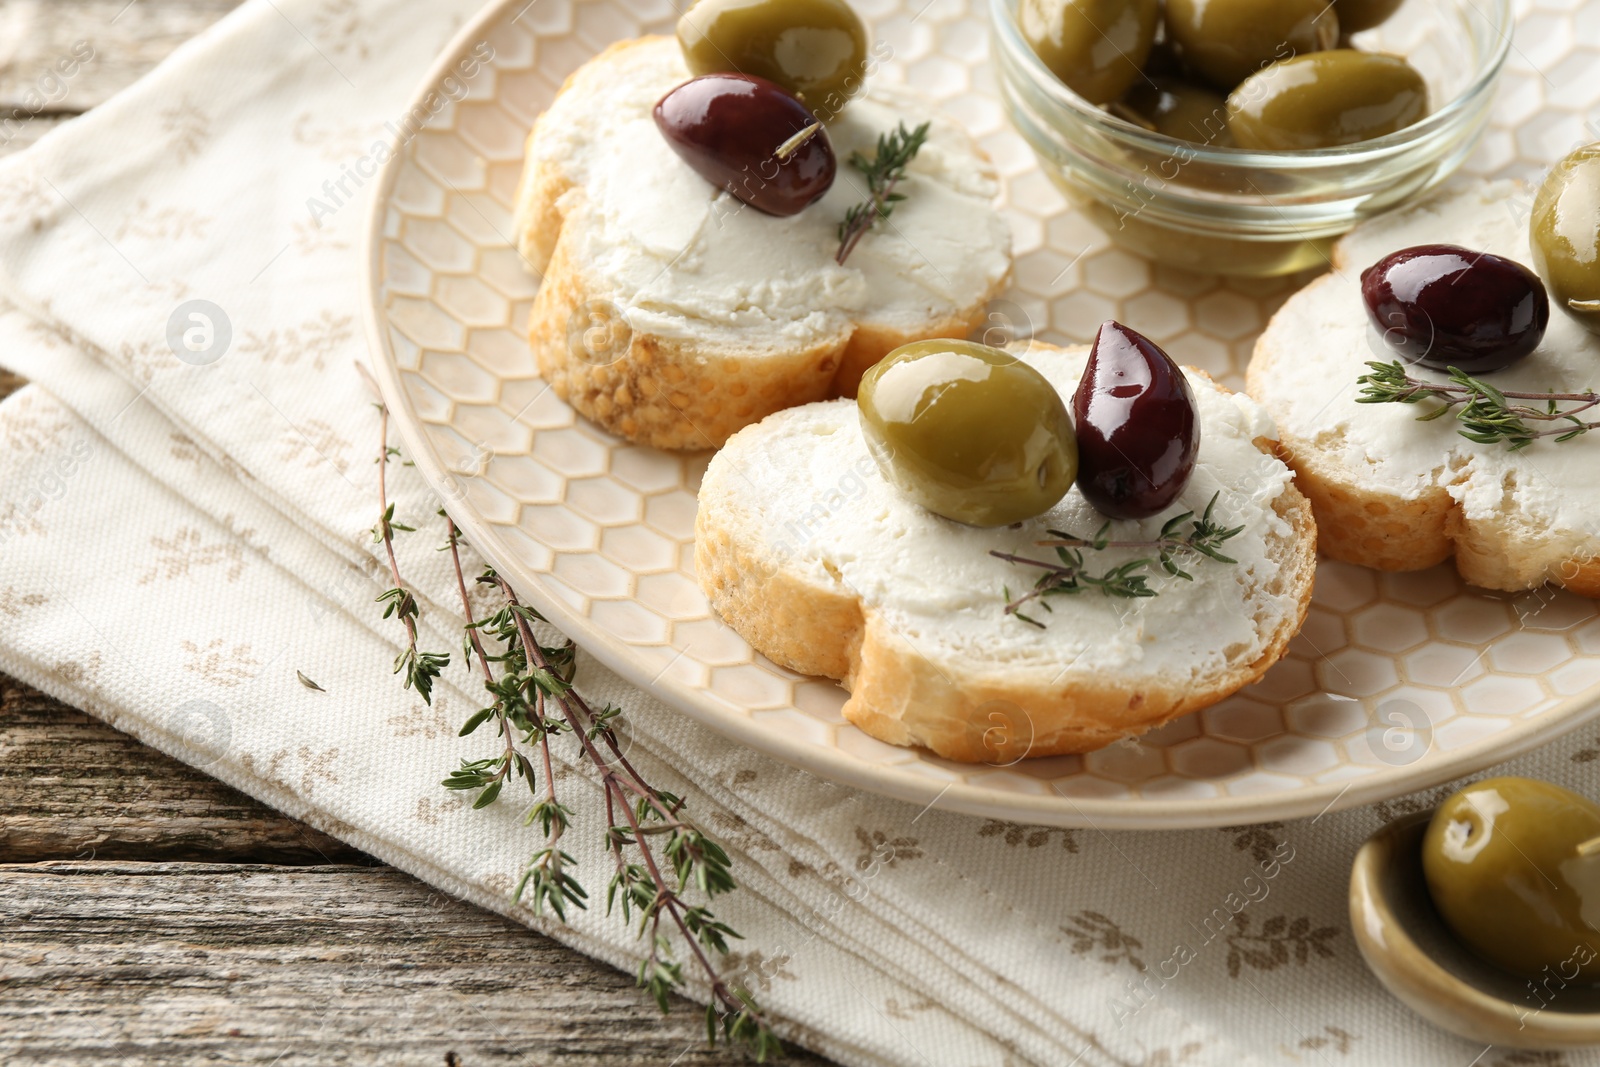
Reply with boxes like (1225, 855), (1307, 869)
(0, 6), (829, 1063)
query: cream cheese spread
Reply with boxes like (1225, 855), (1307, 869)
(1252, 181), (1600, 572)
(520, 37), (1013, 350)
(705, 343), (1298, 684)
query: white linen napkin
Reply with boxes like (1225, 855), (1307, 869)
(1, 2), (1598, 1066)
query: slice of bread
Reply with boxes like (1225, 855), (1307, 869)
(513, 37), (1012, 451)
(1248, 181), (1600, 595)
(695, 340), (1316, 761)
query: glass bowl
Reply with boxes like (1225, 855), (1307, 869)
(989, 0), (1512, 276)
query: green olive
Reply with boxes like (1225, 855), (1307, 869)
(1164, 0), (1338, 91)
(677, 0), (870, 115)
(1530, 143), (1600, 335)
(858, 340), (1078, 527)
(1334, 0), (1405, 33)
(1422, 777), (1600, 981)
(1227, 51), (1428, 150)
(1121, 77), (1234, 146)
(1020, 0), (1160, 105)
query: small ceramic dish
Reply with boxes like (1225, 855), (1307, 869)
(1349, 811), (1600, 1049)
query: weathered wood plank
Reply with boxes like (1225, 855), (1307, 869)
(0, 675), (372, 864)
(0, 860), (826, 1065)
(0, 1), (244, 113)
(0, 6), (837, 1064)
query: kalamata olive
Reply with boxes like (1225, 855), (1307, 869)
(677, 0), (869, 115)
(1227, 51), (1428, 150)
(654, 74), (837, 217)
(858, 340), (1079, 528)
(1020, 0), (1160, 105)
(1164, 0), (1338, 91)
(1422, 777), (1600, 981)
(1072, 321), (1199, 520)
(1361, 244), (1550, 374)
(1530, 143), (1600, 335)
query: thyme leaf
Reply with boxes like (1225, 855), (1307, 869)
(835, 120), (930, 265)
(373, 405), (449, 704)
(992, 493), (1245, 625)
(1355, 360), (1600, 451)
(375, 417), (780, 1060)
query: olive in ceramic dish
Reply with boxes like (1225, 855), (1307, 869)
(1422, 777), (1600, 982)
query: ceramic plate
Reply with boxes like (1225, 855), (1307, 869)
(361, 0), (1600, 828)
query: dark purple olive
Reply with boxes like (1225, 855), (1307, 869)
(653, 74), (836, 218)
(1072, 321), (1200, 520)
(1361, 244), (1550, 374)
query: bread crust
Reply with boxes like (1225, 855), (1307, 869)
(515, 37), (1010, 449)
(526, 221), (850, 450)
(828, 313), (990, 399)
(694, 387), (1318, 762)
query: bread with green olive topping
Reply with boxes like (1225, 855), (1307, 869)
(694, 339), (1316, 760)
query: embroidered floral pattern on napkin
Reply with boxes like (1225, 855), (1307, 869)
(1, 3), (1598, 1066)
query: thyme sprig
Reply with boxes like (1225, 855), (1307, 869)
(992, 493), (1245, 627)
(372, 406), (449, 704)
(1355, 360), (1600, 451)
(482, 571), (778, 1057)
(373, 416), (779, 1060)
(835, 120), (930, 266)
(441, 515), (585, 917)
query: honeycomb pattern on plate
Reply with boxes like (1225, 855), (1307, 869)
(367, 0), (1600, 827)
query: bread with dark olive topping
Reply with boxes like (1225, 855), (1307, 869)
(1248, 181), (1600, 594)
(695, 339), (1316, 760)
(513, 37), (1012, 450)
